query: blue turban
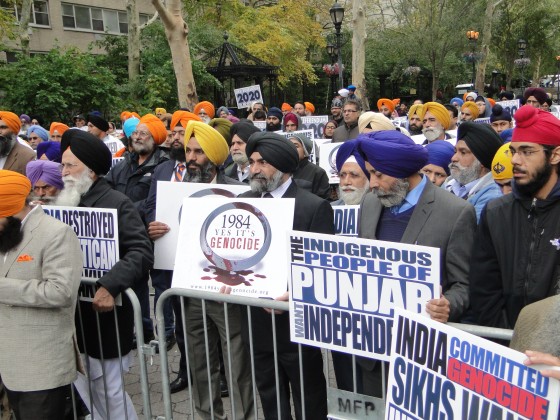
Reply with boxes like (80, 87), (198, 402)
(500, 128), (513, 144)
(36, 141), (62, 163)
(425, 140), (455, 175)
(450, 97), (464, 107)
(355, 130), (428, 178)
(123, 117), (140, 138)
(267, 107), (283, 120)
(336, 140), (369, 179)
(27, 125), (49, 142)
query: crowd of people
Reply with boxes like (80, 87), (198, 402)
(1, 84), (560, 419)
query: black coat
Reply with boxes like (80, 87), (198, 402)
(292, 158), (330, 199)
(76, 178), (154, 358)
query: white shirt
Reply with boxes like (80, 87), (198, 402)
(263, 177), (292, 198)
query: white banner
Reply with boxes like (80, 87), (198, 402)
(319, 142), (343, 184)
(496, 99), (521, 118)
(300, 115), (329, 139)
(234, 85), (263, 109)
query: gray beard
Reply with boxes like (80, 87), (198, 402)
(185, 161), (215, 183)
(249, 169), (285, 193)
(132, 138), (155, 156)
(449, 160), (481, 186)
(338, 183), (369, 205)
(232, 153), (249, 166)
(373, 178), (410, 207)
(422, 127), (444, 142)
(55, 170), (95, 206)
(0, 135), (16, 157)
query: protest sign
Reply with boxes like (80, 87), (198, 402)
(234, 85), (263, 109)
(386, 307), (560, 420)
(112, 157), (124, 168)
(154, 182), (250, 270)
(474, 117), (491, 124)
(288, 232), (439, 361)
(103, 136), (124, 155)
(313, 138), (332, 165)
(253, 120), (266, 132)
(497, 99), (520, 118)
(319, 142), (342, 183)
(391, 116), (408, 128)
(173, 197), (295, 298)
(301, 115), (329, 139)
(332, 205), (359, 236)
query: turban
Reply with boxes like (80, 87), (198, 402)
(304, 102), (315, 114)
(499, 91), (514, 100)
(348, 85), (356, 90)
(87, 114), (109, 132)
(194, 101), (215, 119)
(0, 170), (31, 217)
(331, 98), (343, 108)
(170, 110), (202, 130)
(461, 102), (479, 120)
(377, 98), (395, 113)
(283, 113), (298, 128)
(523, 87), (548, 104)
(425, 140), (455, 176)
(27, 125), (49, 142)
(500, 128), (513, 144)
(463, 91), (477, 102)
(230, 121), (260, 143)
(20, 114), (31, 124)
(245, 132), (299, 174)
(267, 107), (283, 120)
(335, 139), (369, 178)
(490, 104), (512, 123)
(488, 98), (496, 107)
(353, 131), (428, 178)
(0, 111), (21, 134)
(422, 102), (451, 129)
(450, 97), (464, 107)
(491, 144), (513, 181)
(216, 106), (229, 117)
(36, 141), (62, 163)
(131, 112), (141, 119)
(26, 160), (64, 190)
(339, 88), (350, 98)
(155, 107), (167, 115)
(139, 113), (167, 145)
(281, 103), (292, 112)
(184, 120), (229, 166)
(121, 111), (132, 121)
(457, 122), (503, 169)
(288, 133), (312, 157)
(61, 130), (112, 175)
(49, 122), (70, 137)
(208, 118), (233, 146)
(358, 112), (395, 133)
(408, 104), (424, 120)
(226, 115), (240, 124)
(512, 105), (560, 146)
(123, 117), (140, 138)
(392, 98), (400, 107)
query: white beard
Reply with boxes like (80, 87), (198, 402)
(422, 127), (444, 142)
(338, 183), (369, 205)
(55, 170), (95, 206)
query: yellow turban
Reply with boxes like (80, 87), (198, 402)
(491, 144), (513, 180)
(170, 110), (202, 130)
(461, 102), (480, 120)
(49, 122), (70, 136)
(194, 101), (216, 119)
(184, 120), (229, 166)
(408, 104), (424, 120)
(358, 112), (395, 133)
(155, 107), (167, 115)
(0, 111), (21, 134)
(0, 170), (31, 217)
(139, 114), (167, 145)
(304, 102), (315, 114)
(377, 98), (395, 113)
(422, 102), (451, 129)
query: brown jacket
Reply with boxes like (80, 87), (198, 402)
(4, 141), (35, 175)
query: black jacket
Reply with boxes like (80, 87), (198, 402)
(76, 178), (154, 358)
(470, 180), (560, 328)
(292, 158), (331, 199)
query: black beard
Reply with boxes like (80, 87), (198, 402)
(409, 127), (423, 136)
(0, 216), (24, 253)
(169, 145), (186, 161)
(0, 135), (15, 157)
(185, 161), (215, 183)
(266, 122), (281, 132)
(514, 159), (553, 198)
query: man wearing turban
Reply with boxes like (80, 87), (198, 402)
(358, 111), (395, 133)
(490, 104), (513, 135)
(237, 131), (333, 420)
(422, 140), (455, 187)
(26, 160), (64, 204)
(0, 111), (35, 176)
(57, 130), (153, 420)
(225, 121), (261, 183)
(408, 104), (424, 136)
(470, 105), (560, 329)
(421, 102), (452, 143)
(460, 102), (479, 122)
(27, 125), (49, 150)
(194, 101), (215, 123)
(265, 107), (283, 132)
(87, 113), (125, 155)
(377, 98), (395, 119)
(490, 143), (513, 194)
(0, 170), (82, 420)
(49, 122), (69, 142)
(523, 87), (548, 108)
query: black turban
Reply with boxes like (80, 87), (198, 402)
(245, 132), (299, 174)
(230, 121), (261, 143)
(490, 104), (512, 123)
(87, 113), (109, 132)
(457, 122), (503, 170)
(61, 129), (112, 175)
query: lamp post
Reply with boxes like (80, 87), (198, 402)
(466, 30), (479, 87)
(490, 69), (501, 98)
(326, 43), (338, 100)
(329, 1), (345, 90)
(556, 55), (560, 105)
(518, 39), (527, 91)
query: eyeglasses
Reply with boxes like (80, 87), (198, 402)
(59, 162), (80, 171)
(132, 130), (151, 138)
(510, 147), (545, 159)
(343, 109), (358, 113)
(29, 136), (41, 141)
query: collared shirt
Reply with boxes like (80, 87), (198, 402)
(390, 174), (428, 214)
(263, 177), (292, 198)
(171, 161), (185, 182)
(237, 165), (250, 182)
(445, 178), (478, 198)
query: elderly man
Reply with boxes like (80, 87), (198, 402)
(289, 132), (330, 199)
(421, 102), (452, 143)
(27, 125), (49, 150)
(238, 132), (333, 420)
(57, 130), (153, 420)
(332, 99), (361, 143)
(407, 104), (424, 135)
(443, 122), (503, 221)
(470, 105), (560, 329)
(0, 170), (81, 420)
(377, 98), (395, 119)
(87, 113), (125, 155)
(523, 87), (548, 108)
(26, 160), (64, 204)
(422, 140), (455, 187)
(460, 102), (479, 122)
(194, 101), (215, 123)
(0, 111), (35, 175)
(225, 121), (261, 183)
(333, 153), (370, 205)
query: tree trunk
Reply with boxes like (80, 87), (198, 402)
(127, 0), (141, 82)
(351, 0), (369, 111)
(532, 54), (541, 88)
(19, 0), (32, 57)
(151, 0), (198, 109)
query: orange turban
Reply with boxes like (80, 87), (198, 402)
(139, 113), (167, 145)
(131, 112), (141, 119)
(392, 98), (401, 107)
(422, 102), (451, 129)
(0, 111), (21, 134)
(49, 122), (70, 136)
(184, 121), (229, 166)
(488, 98), (496, 107)
(281, 103), (292, 112)
(170, 110), (202, 130)
(304, 102), (315, 114)
(377, 99), (395, 113)
(194, 101), (215, 119)
(461, 102), (480, 120)
(408, 104), (424, 119)
(0, 170), (31, 217)
(120, 111), (132, 121)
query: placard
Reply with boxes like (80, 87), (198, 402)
(288, 232), (439, 361)
(391, 116), (408, 128)
(386, 307), (560, 420)
(103, 135), (125, 155)
(253, 120), (266, 132)
(319, 142), (342, 184)
(332, 205), (359, 236)
(154, 182), (250, 270)
(112, 157), (124, 168)
(312, 138), (332, 165)
(496, 99), (520, 118)
(301, 115), (329, 139)
(473, 117), (491, 124)
(234, 85), (263, 109)
(173, 198), (295, 298)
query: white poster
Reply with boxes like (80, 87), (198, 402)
(300, 115), (329, 139)
(319, 142), (342, 184)
(234, 85), (263, 109)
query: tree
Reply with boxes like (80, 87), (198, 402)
(474, 0), (503, 94)
(351, 0), (369, 110)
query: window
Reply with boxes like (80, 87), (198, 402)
(61, 3), (138, 35)
(0, 0), (49, 26)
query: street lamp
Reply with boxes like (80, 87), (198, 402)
(490, 69), (501, 98)
(329, 1), (345, 90)
(466, 30), (479, 87)
(518, 39), (527, 91)
(556, 55), (560, 105)
(326, 43), (338, 100)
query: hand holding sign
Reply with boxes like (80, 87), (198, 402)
(148, 221), (170, 240)
(93, 286), (115, 312)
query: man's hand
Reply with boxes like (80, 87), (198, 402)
(426, 294), (450, 323)
(264, 291), (289, 315)
(92, 287), (115, 313)
(148, 221), (170, 240)
(524, 350), (560, 380)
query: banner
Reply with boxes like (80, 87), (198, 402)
(391, 116), (408, 128)
(319, 143), (343, 183)
(173, 197), (295, 298)
(496, 99), (521, 118)
(288, 232), (439, 361)
(301, 115), (329, 139)
(154, 182), (250, 270)
(332, 205), (359, 236)
(253, 120), (266, 132)
(234, 85), (263, 109)
(103, 136), (124, 155)
(386, 308), (560, 420)
(474, 117), (491, 124)
(313, 138), (332, 165)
